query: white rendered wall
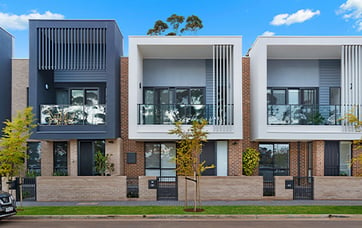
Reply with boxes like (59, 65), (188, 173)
(216, 141), (228, 176)
(143, 59), (206, 87)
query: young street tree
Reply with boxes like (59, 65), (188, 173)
(147, 14), (203, 36)
(169, 119), (214, 211)
(0, 107), (36, 184)
(343, 110), (362, 172)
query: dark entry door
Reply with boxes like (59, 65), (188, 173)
(324, 141), (339, 176)
(79, 141), (93, 176)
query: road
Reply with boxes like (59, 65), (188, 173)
(1, 218), (362, 228)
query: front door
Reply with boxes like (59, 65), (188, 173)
(79, 141), (93, 176)
(324, 141), (339, 176)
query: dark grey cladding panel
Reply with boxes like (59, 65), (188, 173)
(54, 70), (107, 82)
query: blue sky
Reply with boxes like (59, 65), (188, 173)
(0, 0), (361, 58)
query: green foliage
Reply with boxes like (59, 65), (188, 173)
(94, 151), (114, 176)
(0, 107), (36, 179)
(147, 14), (203, 36)
(169, 119), (214, 176)
(341, 110), (362, 171)
(242, 147), (260, 176)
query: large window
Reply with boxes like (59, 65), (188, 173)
(54, 142), (68, 176)
(267, 88), (317, 105)
(259, 143), (290, 178)
(27, 142), (41, 176)
(145, 143), (176, 176)
(142, 87), (205, 124)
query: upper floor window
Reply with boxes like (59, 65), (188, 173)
(144, 87), (205, 105)
(267, 88), (318, 105)
(56, 88), (100, 105)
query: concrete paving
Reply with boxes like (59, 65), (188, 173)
(17, 200), (362, 207)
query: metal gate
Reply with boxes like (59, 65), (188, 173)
(263, 177), (275, 196)
(18, 177), (37, 201)
(293, 176), (313, 200)
(156, 176), (178, 201)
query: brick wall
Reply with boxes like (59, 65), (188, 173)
(314, 176), (362, 200)
(37, 176), (127, 201)
(177, 176), (263, 200)
(352, 145), (362, 176)
(11, 59), (28, 116)
(274, 176), (293, 200)
(313, 141), (324, 176)
(138, 176), (157, 201)
(120, 57), (145, 177)
(40, 141), (53, 176)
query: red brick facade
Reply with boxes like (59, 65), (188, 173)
(120, 56), (361, 178)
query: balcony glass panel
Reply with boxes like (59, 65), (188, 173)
(267, 104), (342, 125)
(40, 104), (106, 125)
(138, 104), (233, 125)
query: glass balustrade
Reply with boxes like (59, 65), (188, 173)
(40, 104), (106, 125)
(267, 104), (345, 125)
(138, 104), (234, 125)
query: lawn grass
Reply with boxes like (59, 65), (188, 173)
(16, 206), (362, 216)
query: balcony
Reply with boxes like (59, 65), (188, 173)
(40, 104), (106, 125)
(267, 105), (343, 125)
(138, 104), (234, 125)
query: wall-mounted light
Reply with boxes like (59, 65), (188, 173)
(139, 82), (142, 89)
(45, 83), (49, 90)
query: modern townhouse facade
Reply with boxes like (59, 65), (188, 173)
(4, 19), (362, 201)
(24, 20), (124, 179)
(249, 36), (362, 198)
(0, 28), (13, 132)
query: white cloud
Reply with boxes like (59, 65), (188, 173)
(0, 10), (64, 30)
(338, 0), (362, 31)
(271, 9), (320, 26)
(262, 31), (275, 36)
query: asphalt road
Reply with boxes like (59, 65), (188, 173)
(1, 218), (362, 228)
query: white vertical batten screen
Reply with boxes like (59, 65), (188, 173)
(37, 27), (106, 70)
(213, 45), (234, 126)
(341, 45), (362, 130)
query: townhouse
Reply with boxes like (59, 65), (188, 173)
(249, 36), (362, 197)
(2, 20), (362, 201)
(0, 28), (13, 132)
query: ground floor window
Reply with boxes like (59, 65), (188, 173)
(145, 143), (176, 176)
(54, 142), (68, 176)
(259, 143), (290, 178)
(27, 142), (41, 176)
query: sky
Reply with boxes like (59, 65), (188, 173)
(0, 0), (361, 58)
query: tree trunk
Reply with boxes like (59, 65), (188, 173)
(193, 172), (197, 212)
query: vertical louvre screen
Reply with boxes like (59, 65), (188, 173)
(213, 45), (234, 125)
(38, 27), (106, 70)
(341, 45), (362, 129)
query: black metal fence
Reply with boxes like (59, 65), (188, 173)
(157, 176), (178, 201)
(126, 177), (139, 198)
(19, 177), (37, 201)
(293, 176), (313, 200)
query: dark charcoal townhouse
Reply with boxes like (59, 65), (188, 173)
(0, 28), (12, 132)
(28, 20), (123, 177)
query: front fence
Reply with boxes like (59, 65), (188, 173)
(157, 176), (178, 201)
(293, 176), (313, 200)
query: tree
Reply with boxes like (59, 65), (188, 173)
(147, 20), (169, 36)
(0, 107), (36, 181)
(181, 15), (204, 34)
(147, 14), (203, 36)
(342, 110), (362, 172)
(169, 119), (214, 211)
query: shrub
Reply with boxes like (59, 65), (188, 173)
(242, 147), (260, 176)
